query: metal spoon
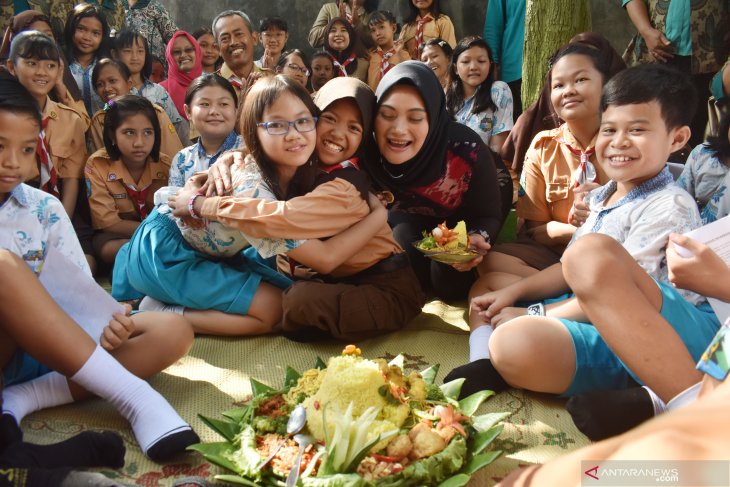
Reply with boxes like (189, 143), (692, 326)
(286, 433), (315, 487)
(256, 405), (307, 470)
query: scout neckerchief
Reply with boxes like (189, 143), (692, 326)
(558, 137), (597, 187)
(377, 47), (396, 78)
(414, 14), (433, 58)
(122, 182), (152, 220)
(322, 157), (360, 173)
(559, 136), (596, 225)
(36, 117), (60, 198)
(330, 52), (356, 77)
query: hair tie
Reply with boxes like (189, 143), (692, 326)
(103, 99), (116, 112)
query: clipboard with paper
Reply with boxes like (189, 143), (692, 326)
(39, 246), (125, 343)
(674, 215), (730, 323)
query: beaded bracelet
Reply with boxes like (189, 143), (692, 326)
(188, 193), (204, 220)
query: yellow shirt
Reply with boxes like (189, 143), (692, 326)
(85, 148), (170, 229)
(88, 104), (183, 163)
(367, 48), (411, 91)
(517, 124), (607, 224)
(27, 98), (88, 181)
(399, 14), (456, 60)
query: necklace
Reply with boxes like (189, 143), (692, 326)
(380, 157), (405, 179)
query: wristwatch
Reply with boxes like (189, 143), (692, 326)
(527, 302), (545, 317)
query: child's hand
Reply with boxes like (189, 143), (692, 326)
(490, 306), (527, 327)
(667, 234), (730, 301)
(206, 151), (243, 196)
(168, 187), (202, 218)
(261, 49), (276, 69)
(101, 305), (135, 351)
(471, 287), (519, 323)
(568, 182), (598, 227)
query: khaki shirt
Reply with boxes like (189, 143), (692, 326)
(218, 63), (273, 100)
(29, 98), (88, 181)
(367, 48), (411, 91)
(399, 14), (456, 60)
(89, 103), (183, 159)
(517, 124), (608, 224)
(200, 177), (403, 277)
(88, 104), (183, 162)
(85, 148), (170, 229)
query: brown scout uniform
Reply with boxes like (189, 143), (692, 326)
(88, 103), (183, 160)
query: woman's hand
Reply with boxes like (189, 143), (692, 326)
(452, 233), (491, 272)
(667, 233), (730, 301)
(205, 150), (243, 196)
(101, 303), (135, 351)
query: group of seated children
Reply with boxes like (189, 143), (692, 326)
(1, 0), (729, 477)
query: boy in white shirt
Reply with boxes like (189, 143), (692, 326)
(446, 65), (720, 405)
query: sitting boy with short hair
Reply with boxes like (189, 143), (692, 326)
(446, 64), (721, 401)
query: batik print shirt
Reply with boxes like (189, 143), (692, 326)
(0, 184), (89, 276)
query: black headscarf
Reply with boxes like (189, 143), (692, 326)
(369, 61), (452, 190)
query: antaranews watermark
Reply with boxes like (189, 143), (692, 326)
(581, 460), (729, 486)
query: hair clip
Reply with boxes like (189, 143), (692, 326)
(103, 100), (116, 112)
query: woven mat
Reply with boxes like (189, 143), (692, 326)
(21, 300), (589, 486)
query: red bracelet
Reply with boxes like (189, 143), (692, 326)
(188, 192), (204, 220)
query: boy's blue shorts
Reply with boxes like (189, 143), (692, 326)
(556, 280), (720, 397)
(3, 352), (51, 387)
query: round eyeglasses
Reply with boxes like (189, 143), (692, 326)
(256, 117), (318, 135)
(285, 64), (310, 77)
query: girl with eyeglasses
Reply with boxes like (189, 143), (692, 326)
(114, 75), (391, 339)
(275, 49), (310, 90)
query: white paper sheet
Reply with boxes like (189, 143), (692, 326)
(39, 246), (125, 343)
(679, 215), (730, 322)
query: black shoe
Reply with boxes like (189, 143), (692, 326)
(443, 359), (510, 399)
(566, 386), (655, 441)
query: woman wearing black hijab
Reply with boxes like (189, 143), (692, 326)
(368, 61), (511, 300)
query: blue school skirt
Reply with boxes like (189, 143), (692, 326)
(112, 208), (291, 315)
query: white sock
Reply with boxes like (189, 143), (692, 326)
(139, 296), (185, 315)
(666, 382), (701, 411)
(469, 325), (494, 362)
(642, 386), (667, 415)
(70, 345), (191, 455)
(1, 372), (73, 422)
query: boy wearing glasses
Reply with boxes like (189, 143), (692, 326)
(255, 17), (288, 70)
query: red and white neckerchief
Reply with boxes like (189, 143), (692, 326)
(377, 47), (396, 78)
(560, 137), (597, 225)
(414, 14), (433, 58)
(322, 157), (360, 173)
(330, 52), (356, 77)
(559, 139), (597, 187)
(122, 182), (152, 220)
(36, 117), (60, 198)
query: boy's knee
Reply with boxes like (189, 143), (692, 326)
(490, 320), (540, 383)
(563, 234), (621, 291)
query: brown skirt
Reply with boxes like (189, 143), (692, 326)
(280, 263), (426, 342)
(492, 237), (565, 271)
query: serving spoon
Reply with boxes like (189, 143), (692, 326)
(256, 405), (307, 470)
(286, 433), (315, 487)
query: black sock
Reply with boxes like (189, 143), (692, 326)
(0, 414), (23, 452)
(566, 387), (655, 441)
(0, 431), (125, 469)
(444, 359), (510, 399)
(145, 428), (200, 463)
(0, 467), (71, 487)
